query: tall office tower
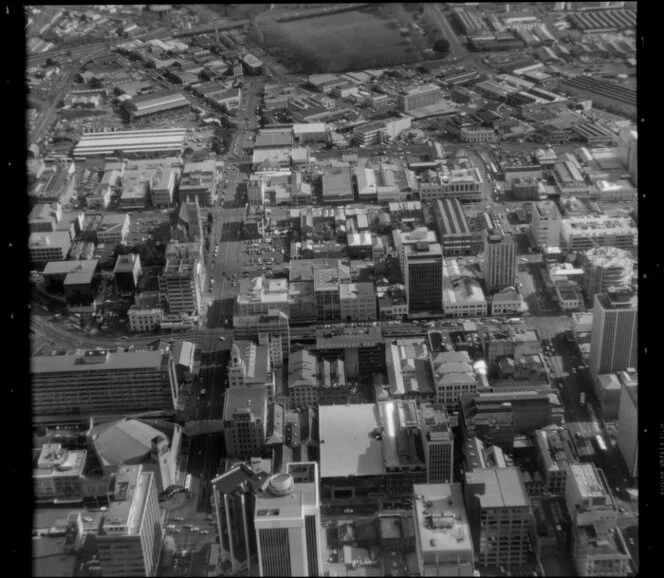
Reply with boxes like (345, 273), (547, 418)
(403, 242), (444, 313)
(418, 402), (454, 484)
(212, 463), (271, 575)
(483, 230), (516, 292)
(464, 468), (531, 566)
(616, 372), (638, 478)
(254, 462), (323, 577)
(530, 201), (561, 249)
(589, 289), (637, 375)
(412, 484), (475, 576)
(96, 465), (163, 577)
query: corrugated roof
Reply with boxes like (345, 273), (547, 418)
(90, 418), (165, 467)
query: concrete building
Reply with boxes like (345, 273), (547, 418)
(223, 388), (269, 459)
(403, 241), (444, 314)
(159, 243), (205, 317)
(236, 277), (290, 318)
(95, 465), (163, 577)
(490, 286), (525, 316)
(29, 202), (63, 233)
(464, 468), (531, 566)
(418, 403), (454, 484)
(412, 484), (475, 576)
(322, 166), (354, 204)
(430, 350), (479, 412)
(126, 87), (190, 121)
(129, 292), (163, 333)
(530, 201), (561, 249)
(228, 341), (273, 394)
(33, 443), (89, 503)
(534, 426), (580, 495)
(385, 339), (435, 403)
(581, 247), (633, 298)
(173, 197), (204, 243)
(29, 231), (72, 264)
(483, 230), (516, 292)
(418, 168), (483, 203)
(589, 289), (637, 376)
(72, 128), (187, 158)
(288, 349), (319, 409)
(31, 349), (177, 421)
(442, 258), (488, 318)
(399, 84), (443, 113)
(616, 371), (638, 478)
(212, 463), (270, 576)
(114, 253), (142, 296)
(339, 282), (377, 322)
(178, 159), (219, 206)
(560, 216), (637, 252)
(233, 310), (290, 355)
(254, 462), (323, 577)
(433, 198), (473, 256)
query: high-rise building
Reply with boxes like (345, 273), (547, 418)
(223, 388), (269, 458)
(484, 230), (516, 292)
(399, 84), (443, 113)
(581, 247), (634, 298)
(227, 341), (274, 400)
(530, 201), (561, 249)
(212, 463), (271, 575)
(418, 403), (454, 484)
(589, 289), (637, 375)
(31, 349), (177, 419)
(403, 242), (444, 313)
(95, 465), (163, 577)
(464, 468), (531, 566)
(412, 483), (475, 576)
(254, 462), (323, 577)
(616, 372), (638, 478)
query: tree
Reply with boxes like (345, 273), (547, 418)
(433, 37), (451, 55)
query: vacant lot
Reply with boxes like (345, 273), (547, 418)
(262, 8), (423, 73)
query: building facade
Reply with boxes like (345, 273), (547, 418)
(484, 231), (516, 292)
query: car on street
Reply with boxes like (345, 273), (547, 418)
(219, 336), (226, 341)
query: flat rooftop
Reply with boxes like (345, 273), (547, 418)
(413, 483), (473, 559)
(465, 467), (529, 509)
(31, 349), (167, 374)
(319, 404), (384, 478)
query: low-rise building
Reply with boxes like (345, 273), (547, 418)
(178, 159), (219, 206)
(98, 213), (130, 244)
(128, 292), (163, 333)
(386, 339), (435, 403)
(29, 231), (72, 264)
(442, 259), (488, 318)
(561, 216), (637, 252)
(339, 282), (377, 322)
(534, 426), (580, 495)
(433, 198), (473, 256)
(322, 166), (354, 204)
(419, 168), (483, 202)
(490, 286), (526, 316)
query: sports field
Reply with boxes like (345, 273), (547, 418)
(265, 9), (423, 73)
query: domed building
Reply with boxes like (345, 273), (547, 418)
(87, 417), (182, 491)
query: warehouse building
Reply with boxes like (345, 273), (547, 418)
(73, 128), (187, 158)
(433, 198), (473, 256)
(124, 88), (191, 121)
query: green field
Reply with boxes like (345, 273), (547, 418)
(259, 8), (424, 73)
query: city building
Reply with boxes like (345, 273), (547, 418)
(97, 213), (130, 244)
(114, 253), (142, 296)
(95, 465), (163, 577)
(412, 484), (475, 576)
(233, 310), (290, 355)
(128, 292), (163, 333)
(403, 241), (444, 314)
(172, 197), (204, 243)
(483, 230), (516, 292)
(322, 166), (354, 204)
(288, 349), (319, 409)
(315, 324), (385, 379)
(125, 88), (190, 121)
(31, 349), (177, 421)
(228, 341), (274, 394)
(432, 198), (473, 256)
(399, 84), (443, 113)
(430, 350), (479, 412)
(460, 391), (563, 451)
(241, 53), (263, 75)
(178, 159), (219, 206)
(589, 289), (637, 375)
(534, 426), (580, 496)
(313, 264), (343, 323)
(442, 258), (488, 318)
(339, 282), (377, 322)
(560, 216), (638, 252)
(43, 260), (98, 295)
(478, 322), (540, 368)
(530, 201), (562, 249)
(319, 401), (453, 503)
(212, 463), (270, 575)
(254, 462), (323, 577)
(385, 339), (435, 403)
(223, 388), (269, 458)
(33, 443), (89, 503)
(29, 202), (63, 233)
(236, 277), (290, 318)
(490, 286), (526, 316)
(616, 371), (637, 478)
(418, 168), (484, 203)
(464, 468), (531, 566)
(581, 247), (634, 298)
(29, 231), (72, 264)
(159, 243), (206, 317)
(87, 418), (182, 493)
(72, 128), (187, 158)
